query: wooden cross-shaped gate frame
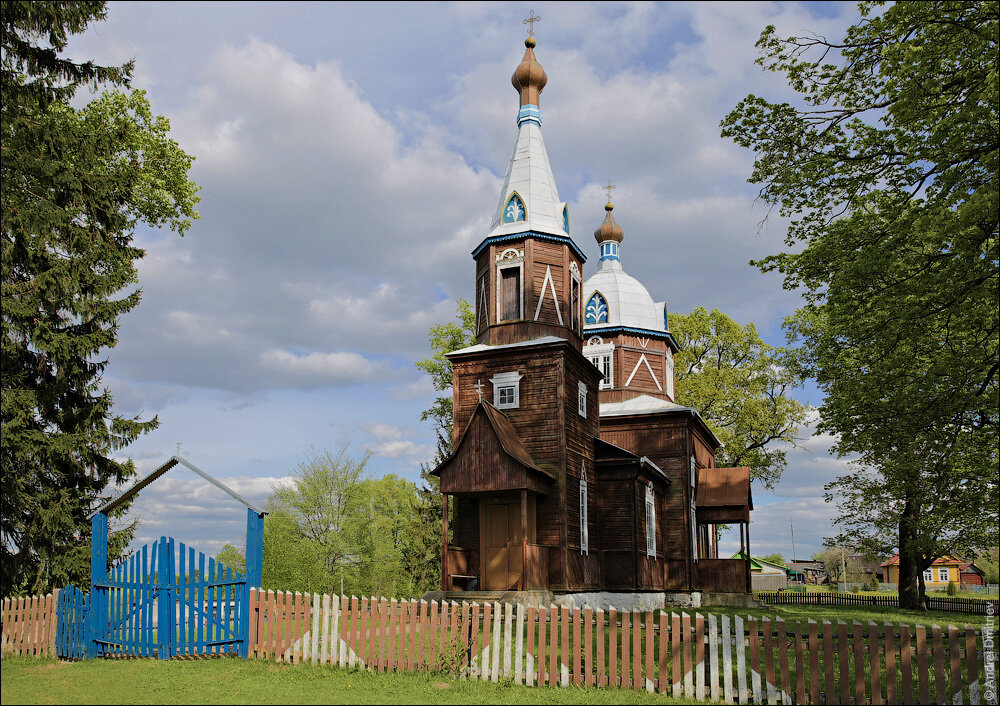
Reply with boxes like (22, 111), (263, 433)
(86, 456), (266, 658)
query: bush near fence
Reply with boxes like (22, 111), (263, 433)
(756, 590), (1000, 615)
(244, 588), (988, 705)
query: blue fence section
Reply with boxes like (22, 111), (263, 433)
(55, 586), (88, 660)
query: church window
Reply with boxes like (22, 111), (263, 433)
(585, 292), (609, 324)
(577, 380), (587, 417)
(579, 470), (589, 555)
(645, 484), (656, 557)
(502, 192), (526, 223)
(491, 371), (522, 410)
(562, 204), (570, 235)
(500, 268), (522, 320)
(584, 341), (614, 390)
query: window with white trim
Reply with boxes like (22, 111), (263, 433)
(578, 380), (587, 417)
(579, 470), (589, 555)
(491, 371), (523, 410)
(584, 341), (614, 390)
(495, 249), (524, 322)
(937, 567), (949, 583)
(923, 568), (934, 582)
(645, 484), (656, 557)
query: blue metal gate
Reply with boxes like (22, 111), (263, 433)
(89, 536), (247, 658)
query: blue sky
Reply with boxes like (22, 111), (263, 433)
(65, 1), (862, 561)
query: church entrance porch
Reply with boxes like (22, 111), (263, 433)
(443, 491), (547, 592)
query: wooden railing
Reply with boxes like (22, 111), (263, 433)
(696, 559), (750, 592)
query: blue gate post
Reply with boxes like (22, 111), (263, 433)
(87, 512), (108, 658)
(157, 536), (172, 659)
(241, 508), (264, 657)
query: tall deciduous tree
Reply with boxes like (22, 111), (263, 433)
(1, 1), (200, 596)
(722, 1), (998, 608)
(669, 307), (809, 488)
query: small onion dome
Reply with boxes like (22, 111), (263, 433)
(594, 202), (624, 244)
(511, 37), (548, 107)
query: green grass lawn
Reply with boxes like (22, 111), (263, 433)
(0, 656), (691, 705)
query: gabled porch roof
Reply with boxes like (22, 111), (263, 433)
(431, 401), (554, 495)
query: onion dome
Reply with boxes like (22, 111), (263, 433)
(593, 202), (624, 244)
(511, 37), (548, 108)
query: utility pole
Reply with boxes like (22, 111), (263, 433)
(790, 518), (797, 565)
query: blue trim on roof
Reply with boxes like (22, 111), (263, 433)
(517, 104), (542, 126)
(584, 325), (680, 351)
(473, 231), (587, 262)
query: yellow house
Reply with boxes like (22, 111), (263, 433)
(880, 554), (965, 588)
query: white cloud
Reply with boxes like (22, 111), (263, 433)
(259, 349), (395, 386)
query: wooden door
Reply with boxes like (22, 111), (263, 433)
(482, 501), (523, 590)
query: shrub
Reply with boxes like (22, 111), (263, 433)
(867, 574), (880, 592)
(947, 580), (958, 596)
(851, 584), (861, 594)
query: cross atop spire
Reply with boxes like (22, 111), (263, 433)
(603, 179), (616, 206)
(523, 10), (541, 37)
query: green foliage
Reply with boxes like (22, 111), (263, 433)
(946, 580), (958, 596)
(722, 1), (999, 609)
(759, 552), (786, 568)
(867, 573), (880, 592)
(233, 446), (430, 597)
(814, 547), (847, 583)
(214, 543), (246, 574)
(975, 547), (999, 584)
(669, 307), (809, 488)
(1, 1), (200, 597)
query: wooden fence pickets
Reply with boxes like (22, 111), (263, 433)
(2, 586), (991, 706)
(235, 589), (989, 705)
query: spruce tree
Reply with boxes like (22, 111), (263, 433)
(1, 1), (200, 596)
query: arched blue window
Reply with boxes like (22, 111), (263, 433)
(585, 292), (609, 325)
(562, 204), (570, 234)
(502, 192), (526, 223)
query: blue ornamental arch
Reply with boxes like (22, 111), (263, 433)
(502, 192), (526, 223)
(76, 456), (266, 659)
(585, 291), (609, 324)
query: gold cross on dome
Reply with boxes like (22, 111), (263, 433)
(603, 179), (616, 203)
(523, 10), (541, 36)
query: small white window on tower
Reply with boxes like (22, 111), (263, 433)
(580, 469), (589, 555)
(645, 484), (656, 557)
(491, 371), (523, 410)
(577, 380), (587, 417)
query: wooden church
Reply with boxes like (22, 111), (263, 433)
(431, 34), (753, 596)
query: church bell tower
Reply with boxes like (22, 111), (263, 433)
(472, 35), (586, 347)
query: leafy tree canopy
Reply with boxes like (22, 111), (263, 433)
(723, 0), (998, 608)
(1, 1), (200, 596)
(669, 307), (809, 489)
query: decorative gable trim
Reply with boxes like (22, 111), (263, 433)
(533, 264), (564, 325)
(624, 353), (662, 391)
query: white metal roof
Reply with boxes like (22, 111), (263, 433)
(487, 120), (567, 239)
(583, 258), (665, 332)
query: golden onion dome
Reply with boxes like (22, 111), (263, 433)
(594, 202), (624, 243)
(511, 37), (548, 106)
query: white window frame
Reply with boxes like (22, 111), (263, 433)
(645, 484), (656, 557)
(577, 380), (587, 417)
(937, 567), (950, 583)
(495, 249), (524, 322)
(923, 568), (934, 582)
(491, 371), (523, 410)
(665, 349), (675, 399)
(570, 262), (582, 334)
(580, 469), (589, 555)
(584, 342), (614, 390)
